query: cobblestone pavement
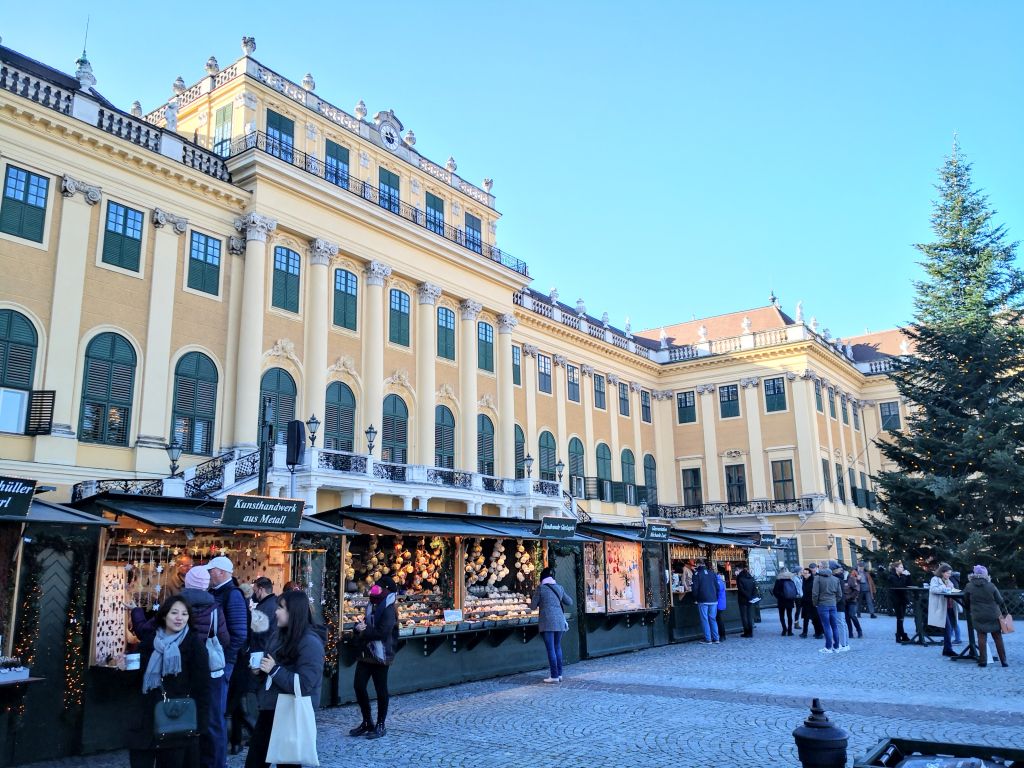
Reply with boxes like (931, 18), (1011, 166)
(28, 615), (1024, 767)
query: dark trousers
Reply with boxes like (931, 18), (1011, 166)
(977, 632), (1007, 665)
(227, 664), (257, 748)
(738, 603), (754, 636)
(777, 599), (794, 633)
(128, 737), (200, 768)
(894, 597), (908, 639)
(353, 660), (391, 726)
(846, 600), (863, 637)
(794, 602), (803, 623)
(201, 673), (228, 768)
(715, 609), (727, 642)
(243, 709), (299, 768)
(801, 603), (822, 636)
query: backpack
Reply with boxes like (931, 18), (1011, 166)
(782, 578), (799, 600)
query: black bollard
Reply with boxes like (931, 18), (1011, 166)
(792, 698), (849, 768)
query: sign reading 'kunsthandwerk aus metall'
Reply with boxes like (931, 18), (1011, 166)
(0, 476), (37, 517)
(220, 495), (304, 529)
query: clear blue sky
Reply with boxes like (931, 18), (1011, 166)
(4, 1), (1022, 338)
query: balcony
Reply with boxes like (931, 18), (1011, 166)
(227, 132), (528, 277)
(649, 497), (817, 520)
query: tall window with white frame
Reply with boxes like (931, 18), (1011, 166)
(266, 110), (294, 162)
(880, 401), (901, 430)
(618, 382), (630, 417)
(594, 374), (606, 409)
(477, 414), (495, 476)
(79, 333), (136, 446)
(537, 354), (552, 394)
(682, 468), (702, 506)
(434, 405), (455, 469)
(477, 321), (494, 372)
(772, 460), (796, 501)
(725, 464), (747, 503)
(764, 377), (786, 412)
(325, 140), (350, 189)
(814, 379), (823, 412)
(852, 405), (860, 431)
(324, 382), (356, 451)
(187, 232), (221, 296)
(426, 192), (445, 235)
(437, 307), (455, 360)
(640, 390), (651, 423)
(512, 345), (521, 385)
(212, 103), (233, 157)
(566, 364), (580, 402)
(719, 384), (739, 418)
(379, 168), (400, 214)
(676, 391), (696, 423)
(389, 289), (410, 346)
(0, 310), (37, 434)
(172, 352), (218, 455)
(822, 459), (833, 500)
(828, 387), (837, 419)
(333, 269), (358, 330)
(835, 462), (846, 503)
(272, 246), (300, 313)
(841, 394), (849, 424)
(465, 212), (482, 254)
(102, 202), (144, 272)
(1, 165), (49, 243)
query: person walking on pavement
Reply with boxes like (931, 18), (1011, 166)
(771, 567), (798, 636)
(889, 561), (912, 643)
(245, 589), (325, 768)
(692, 560), (720, 644)
(205, 556), (249, 768)
(962, 565), (1010, 668)
(714, 567), (728, 642)
(228, 577), (276, 756)
(735, 565), (758, 638)
(844, 568), (864, 638)
(531, 567), (575, 681)
(799, 567), (823, 639)
(858, 565), (878, 618)
(812, 561), (842, 654)
(792, 567), (804, 626)
(832, 564), (851, 652)
(350, 575), (399, 739)
(929, 563), (958, 658)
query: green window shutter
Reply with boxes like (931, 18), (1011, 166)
(21, 200), (45, 242)
(1, 167), (48, 242)
(102, 230), (123, 267)
(0, 310), (37, 390)
(0, 197), (24, 237)
(514, 425), (525, 479)
(512, 346), (521, 385)
(286, 272), (300, 313)
(477, 415), (494, 475)
(325, 382), (356, 451)
(79, 332), (136, 446)
(333, 270), (358, 330)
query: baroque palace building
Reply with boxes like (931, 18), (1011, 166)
(0, 38), (907, 565)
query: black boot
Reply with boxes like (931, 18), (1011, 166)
(367, 722), (387, 739)
(349, 721), (374, 737)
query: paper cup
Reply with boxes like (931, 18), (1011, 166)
(124, 653), (141, 671)
(249, 651), (264, 669)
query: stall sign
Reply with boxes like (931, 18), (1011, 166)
(759, 533), (777, 547)
(644, 523), (670, 542)
(776, 537), (790, 547)
(539, 517), (577, 539)
(221, 495), (304, 529)
(0, 476), (36, 517)
(443, 609), (463, 623)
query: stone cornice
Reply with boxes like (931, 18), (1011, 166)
(60, 174), (101, 204)
(152, 207), (188, 235)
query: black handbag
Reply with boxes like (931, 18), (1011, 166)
(153, 687), (198, 744)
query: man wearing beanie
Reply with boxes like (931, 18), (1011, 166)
(204, 557), (249, 768)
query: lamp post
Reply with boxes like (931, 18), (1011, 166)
(165, 439), (183, 477)
(524, 453), (534, 479)
(258, 395), (273, 495)
(305, 414), (321, 447)
(555, 459), (565, 486)
(639, 500), (648, 528)
(365, 424), (378, 456)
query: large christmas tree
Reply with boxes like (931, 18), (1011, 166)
(865, 141), (1024, 587)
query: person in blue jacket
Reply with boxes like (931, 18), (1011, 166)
(715, 566), (729, 642)
(691, 561), (720, 644)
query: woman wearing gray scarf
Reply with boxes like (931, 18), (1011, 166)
(126, 595), (211, 768)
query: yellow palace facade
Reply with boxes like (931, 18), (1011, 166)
(0, 38), (905, 566)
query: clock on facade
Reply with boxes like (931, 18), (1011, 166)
(379, 120), (400, 152)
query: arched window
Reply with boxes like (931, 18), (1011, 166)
(333, 269), (358, 330)
(79, 332), (136, 446)
(538, 431), (557, 481)
(514, 425), (525, 479)
(382, 394), (409, 464)
(324, 382), (356, 451)
(477, 414), (495, 475)
(568, 438), (585, 480)
(172, 352), (218, 455)
(0, 309), (38, 434)
(596, 443), (612, 501)
(621, 449), (636, 486)
(643, 454), (658, 505)
(434, 405), (455, 469)
(259, 368), (296, 445)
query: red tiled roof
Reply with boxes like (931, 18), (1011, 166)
(635, 305), (796, 346)
(844, 328), (912, 362)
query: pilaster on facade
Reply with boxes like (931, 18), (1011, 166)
(364, 260), (392, 286)
(460, 298), (483, 321)
(234, 212), (278, 242)
(497, 313), (518, 334)
(417, 282), (442, 305)
(308, 237), (339, 266)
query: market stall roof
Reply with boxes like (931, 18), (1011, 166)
(0, 498), (112, 526)
(73, 493), (355, 535)
(322, 507), (508, 537)
(471, 517), (601, 543)
(671, 531), (756, 547)
(579, 523), (650, 542)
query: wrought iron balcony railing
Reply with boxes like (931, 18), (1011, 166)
(318, 449), (368, 474)
(649, 497), (815, 520)
(426, 468), (473, 488)
(228, 132), (528, 277)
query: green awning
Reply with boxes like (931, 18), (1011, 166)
(580, 523), (649, 542)
(79, 494), (354, 536)
(0, 499), (112, 526)
(671, 531), (754, 547)
(324, 507), (498, 537)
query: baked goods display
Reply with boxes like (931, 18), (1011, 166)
(350, 535), (446, 594)
(343, 593), (447, 636)
(463, 591), (538, 626)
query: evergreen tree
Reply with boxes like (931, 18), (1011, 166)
(865, 141), (1024, 587)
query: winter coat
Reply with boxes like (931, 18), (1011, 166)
(255, 629), (325, 711)
(129, 590), (229, 653)
(963, 575), (1007, 634)
(249, 593), (277, 653)
(716, 574), (727, 611)
(354, 599), (398, 665)
(736, 572), (758, 605)
(801, 576), (816, 608)
(860, 571), (876, 595)
(772, 576), (798, 604)
(792, 574), (804, 599)
(812, 572), (840, 607)
(124, 629), (211, 751)
(843, 577), (861, 605)
(531, 582), (574, 632)
(691, 567), (719, 604)
(928, 575), (954, 628)
(211, 579), (249, 672)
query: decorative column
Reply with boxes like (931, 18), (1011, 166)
(740, 377), (768, 499)
(651, 391), (678, 503)
(553, 355), (568, 485)
(135, 208), (189, 471)
(629, 381), (643, 471)
(820, 377), (838, 507)
(696, 384), (722, 502)
(231, 212), (277, 449)
(522, 344), (539, 466)
(303, 238), (338, 439)
(35, 175), (101, 464)
(607, 375), (622, 484)
(836, 390), (851, 507)
(415, 283), (442, 465)
(458, 299), (482, 472)
(362, 261), (392, 453)
(793, 371), (824, 497)
(220, 234), (247, 448)
(496, 313), (518, 478)
(580, 366), (597, 477)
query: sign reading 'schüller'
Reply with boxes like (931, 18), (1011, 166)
(0, 476), (36, 517)
(220, 495), (304, 529)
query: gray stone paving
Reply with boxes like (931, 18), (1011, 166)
(26, 614), (1024, 767)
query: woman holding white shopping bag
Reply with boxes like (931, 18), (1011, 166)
(245, 590), (324, 768)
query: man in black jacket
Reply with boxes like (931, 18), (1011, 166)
(889, 561), (912, 643)
(800, 564), (824, 639)
(735, 566), (758, 638)
(249, 577), (277, 653)
(692, 561), (720, 644)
